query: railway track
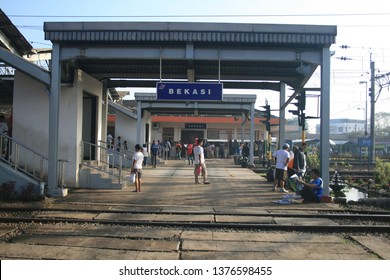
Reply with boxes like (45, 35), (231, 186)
(2, 205), (390, 260)
(1, 205), (390, 233)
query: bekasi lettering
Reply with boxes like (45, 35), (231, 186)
(168, 88), (211, 95)
(157, 82), (223, 101)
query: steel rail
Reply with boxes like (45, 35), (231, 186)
(1, 206), (390, 221)
(0, 216), (389, 233)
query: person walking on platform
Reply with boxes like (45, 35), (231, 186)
(193, 138), (210, 185)
(151, 140), (159, 168)
(131, 144), (144, 192)
(272, 143), (290, 193)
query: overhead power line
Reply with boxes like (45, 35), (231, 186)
(8, 12), (390, 19)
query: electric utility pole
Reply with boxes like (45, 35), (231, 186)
(370, 54), (375, 164)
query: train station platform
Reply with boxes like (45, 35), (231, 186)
(56, 157), (341, 212)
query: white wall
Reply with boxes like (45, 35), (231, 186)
(13, 70), (103, 187)
(151, 127), (163, 143)
(13, 72), (49, 153)
(115, 110), (138, 150)
(115, 109), (151, 150)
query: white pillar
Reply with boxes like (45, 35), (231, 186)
(137, 101), (142, 145)
(48, 43), (61, 196)
(249, 103), (255, 165)
(241, 113), (245, 143)
(279, 82), (286, 148)
(101, 81), (108, 142)
(320, 48), (331, 197)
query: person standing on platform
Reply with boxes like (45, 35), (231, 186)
(158, 140), (163, 158)
(193, 138), (210, 185)
(242, 142), (250, 158)
(272, 143), (290, 193)
(107, 134), (113, 149)
(287, 146), (297, 178)
(164, 139), (171, 160)
(151, 140), (159, 168)
(187, 141), (194, 165)
(293, 142), (306, 179)
(175, 141), (182, 160)
(116, 136), (122, 152)
(131, 144), (144, 192)
(142, 144), (149, 166)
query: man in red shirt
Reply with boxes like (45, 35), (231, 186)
(187, 142), (194, 165)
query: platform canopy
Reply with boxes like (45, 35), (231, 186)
(44, 21), (336, 91)
(42, 21), (336, 196)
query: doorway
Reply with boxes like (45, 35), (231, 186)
(82, 92), (97, 160)
(181, 130), (204, 144)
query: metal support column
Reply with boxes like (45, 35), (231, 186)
(137, 101), (142, 145)
(279, 82), (286, 148)
(48, 44), (61, 196)
(241, 113), (245, 144)
(369, 58), (376, 163)
(320, 48), (331, 197)
(249, 102), (255, 165)
(102, 80), (108, 143)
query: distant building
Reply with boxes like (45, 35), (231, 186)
(316, 119), (366, 135)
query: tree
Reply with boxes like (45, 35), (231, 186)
(373, 112), (390, 141)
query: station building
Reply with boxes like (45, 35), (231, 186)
(0, 9), (337, 197)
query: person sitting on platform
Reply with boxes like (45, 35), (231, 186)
(299, 168), (323, 203)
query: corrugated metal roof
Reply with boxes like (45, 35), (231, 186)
(43, 21), (337, 90)
(0, 9), (33, 56)
(45, 21), (336, 46)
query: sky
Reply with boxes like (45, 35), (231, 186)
(2, 0), (390, 131)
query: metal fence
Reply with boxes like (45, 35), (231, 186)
(0, 132), (68, 187)
(80, 140), (134, 184)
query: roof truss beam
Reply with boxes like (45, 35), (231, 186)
(60, 46), (322, 65)
(0, 47), (50, 86)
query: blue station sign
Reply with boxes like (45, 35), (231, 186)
(358, 138), (372, 147)
(157, 82), (223, 101)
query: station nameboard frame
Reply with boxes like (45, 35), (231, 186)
(185, 123), (207, 129)
(157, 82), (223, 101)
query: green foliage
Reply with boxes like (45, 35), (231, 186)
(375, 112), (390, 137)
(355, 178), (364, 184)
(374, 158), (390, 187)
(306, 151), (320, 170)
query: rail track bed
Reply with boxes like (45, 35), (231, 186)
(1, 205), (390, 232)
(1, 204), (390, 260)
